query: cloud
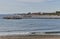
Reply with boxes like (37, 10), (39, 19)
(16, 0), (48, 3)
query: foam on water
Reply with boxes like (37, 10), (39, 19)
(0, 32), (31, 36)
(0, 31), (60, 36)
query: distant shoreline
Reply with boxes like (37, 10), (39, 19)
(3, 15), (60, 19)
(3, 11), (60, 19)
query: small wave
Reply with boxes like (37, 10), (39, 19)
(0, 32), (31, 36)
(0, 31), (60, 36)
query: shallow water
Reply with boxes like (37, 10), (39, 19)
(0, 19), (60, 35)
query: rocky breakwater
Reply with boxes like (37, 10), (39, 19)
(3, 15), (32, 19)
(3, 15), (60, 19)
(3, 15), (22, 19)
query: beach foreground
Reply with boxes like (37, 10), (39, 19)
(0, 35), (60, 39)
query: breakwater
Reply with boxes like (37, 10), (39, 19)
(3, 15), (60, 19)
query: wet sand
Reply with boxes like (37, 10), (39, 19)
(0, 35), (60, 39)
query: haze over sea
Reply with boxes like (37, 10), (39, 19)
(0, 17), (60, 35)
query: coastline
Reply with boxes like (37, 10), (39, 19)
(2, 11), (60, 19)
(3, 15), (60, 19)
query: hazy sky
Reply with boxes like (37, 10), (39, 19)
(0, 0), (60, 14)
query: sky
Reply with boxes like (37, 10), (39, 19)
(0, 0), (60, 14)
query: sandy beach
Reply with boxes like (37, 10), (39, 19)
(0, 35), (60, 39)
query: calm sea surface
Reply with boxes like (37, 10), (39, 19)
(0, 19), (60, 35)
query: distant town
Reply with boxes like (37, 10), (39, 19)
(3, 11), (60, 19)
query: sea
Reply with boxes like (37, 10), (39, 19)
(0, 19), (60, 35)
